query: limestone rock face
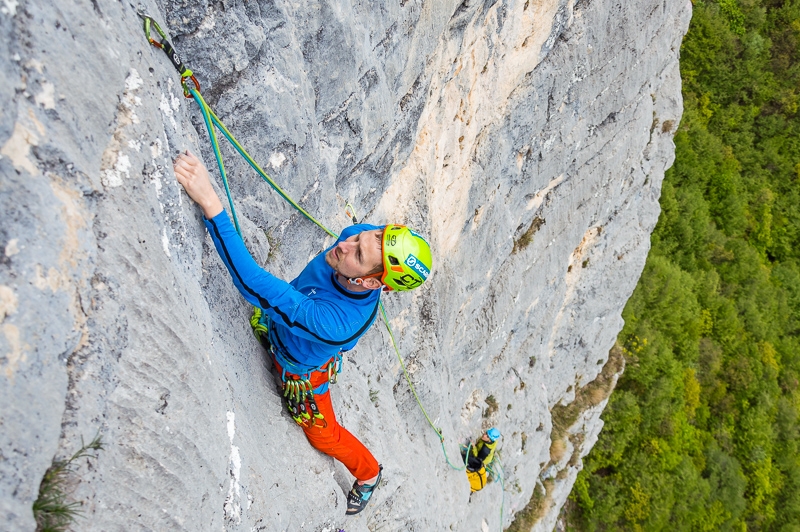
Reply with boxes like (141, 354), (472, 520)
(1, 0), (690, 530)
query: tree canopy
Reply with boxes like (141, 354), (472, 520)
(572, 1), (800, 530)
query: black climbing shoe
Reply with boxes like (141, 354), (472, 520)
(345, 465), (382, 516)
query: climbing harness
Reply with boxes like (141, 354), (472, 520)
(250, 308), (336, 428)
(141, 17), (503, 527)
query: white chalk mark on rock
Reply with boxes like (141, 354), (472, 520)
(4, 239), (19, 257)
(1, 0), (19, 16)
(100, 69), (143, 187)
(160, 93), (178, 132)
(269, 152), (286, 169)
(223, 411), (242, 524)
(161, 228), (171, 258)
(35, 81), (55, 109)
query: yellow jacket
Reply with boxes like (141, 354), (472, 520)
(467, 439), (497, 471)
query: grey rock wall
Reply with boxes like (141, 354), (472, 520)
(0, 0), (690, 530)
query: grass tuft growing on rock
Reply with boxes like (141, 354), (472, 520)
(483, 394), (499, 418)
(550, 344), (624, 443)
(512, 216), (545, 254)
(33, 433), (104, 532)
(507, 479), (555, 532)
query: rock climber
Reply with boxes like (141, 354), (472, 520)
(173, 150), (432, 515)
(465, 427), (501, 492)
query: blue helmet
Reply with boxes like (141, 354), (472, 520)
(487, 428), (501, 442)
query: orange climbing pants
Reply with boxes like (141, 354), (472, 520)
(272, 356), (380, 482)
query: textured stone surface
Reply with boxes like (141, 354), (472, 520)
(0, 0), (690, 530)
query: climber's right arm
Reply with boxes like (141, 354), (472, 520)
(172, 150), (304, 314)
(173, 151), (363, 346)
(202, 210), (302, 308)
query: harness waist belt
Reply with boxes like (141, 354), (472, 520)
(265, 317), (337, 395)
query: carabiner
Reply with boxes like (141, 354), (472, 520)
(181, 74), (201, 99)
(344, 202), (358, 224)
(139, 14), (201, 97)
(139, 14), (168, 49)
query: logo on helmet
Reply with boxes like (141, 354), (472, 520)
(404, 254), (430, 280)
(395, 274), (423, 289)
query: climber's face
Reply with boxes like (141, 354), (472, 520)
(325, 229), (384, 281)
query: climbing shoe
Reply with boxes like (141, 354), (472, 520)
(345, 465), (382, 516)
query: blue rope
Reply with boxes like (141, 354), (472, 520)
(486, 459), (506, 530)
(192, 89), (241, 236)
(190, 88), (336, 238)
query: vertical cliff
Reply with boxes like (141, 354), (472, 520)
(0, 0), (690, 530)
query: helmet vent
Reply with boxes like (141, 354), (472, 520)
(388, 255), (400, 266)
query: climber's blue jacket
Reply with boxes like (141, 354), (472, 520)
(204, 210), (382, 368)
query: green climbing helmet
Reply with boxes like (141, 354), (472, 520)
(379, 225), (432, 291)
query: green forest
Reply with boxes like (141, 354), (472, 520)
(570, 0), (800, 530)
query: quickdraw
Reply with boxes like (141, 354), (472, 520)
(344, 201), (358, 225)
(306, 386), (324, 421)
(139, 13), (200, 97)
(282, 378), (326, 428)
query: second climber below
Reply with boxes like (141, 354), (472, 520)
(173, 150), (432, 515)
(465, 427), (501, 493)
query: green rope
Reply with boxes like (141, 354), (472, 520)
(486, 458), (506, 530)
(189, 88), (336, 238)
(379, 303), (469, 471)
(193, 88), (241, 236)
